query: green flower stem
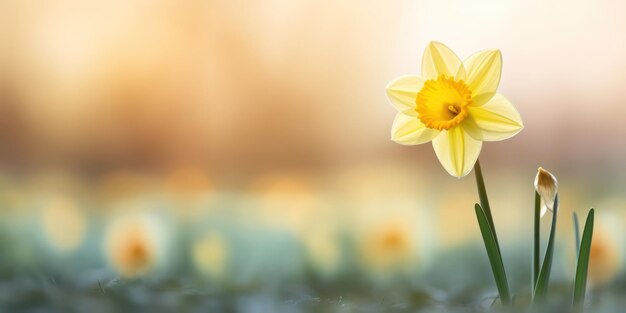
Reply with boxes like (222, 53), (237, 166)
(533, 191), (541, 294)
(474, 159), (500, 251)
(573, 209), (595, 309)
(534, 195), (559, 301)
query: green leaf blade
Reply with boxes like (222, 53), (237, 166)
(573, 208), (595, 308)
(475, 203), (511, 304)
(573, 212), (581, 256)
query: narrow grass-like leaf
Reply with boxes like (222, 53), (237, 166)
(573, 212), (581, 256)
(534, 195), (559, 301)
(533, 191), (541, 291)
(475, 203), (510, 304)
(573, 209), (595, 308)
(474, 160), (500, 252)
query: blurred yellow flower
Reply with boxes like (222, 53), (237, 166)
(303, 226), (341, 276)
(192, 232), (228, 279)
(386, 42), (523, 177)
(41, 196), (86, 251)
(587, 227), (621, 289)
(105, 216), (158, 278)
(534, 167), (558, 217)
(359, 219), (417, 275)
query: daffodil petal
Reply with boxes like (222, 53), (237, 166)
(385, 75), (424, 114)
(464, 49), (502, 106)
(463, 94), (523, 141)
(432, 126), (482, 178)
(391, 113), (440, 145)
(422, 41), (466, 81)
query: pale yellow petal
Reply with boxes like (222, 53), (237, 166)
(391, 113), (440, 145)
(462, 94), (523, 141)
(385, 75), (423, 114)
(464, 49), (502, 106)
(421, 42), (466, 81)
(432, 126), (482, 178)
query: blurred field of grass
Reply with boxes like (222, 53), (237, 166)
(0, 164), (624, 312)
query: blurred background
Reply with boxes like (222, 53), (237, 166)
(1, 0), (626, 311)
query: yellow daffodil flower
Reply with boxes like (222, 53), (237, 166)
(386, 42), (523, 177)
(534, 167), (558, 217)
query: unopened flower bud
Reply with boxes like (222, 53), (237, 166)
(534, 167), (558, 217)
